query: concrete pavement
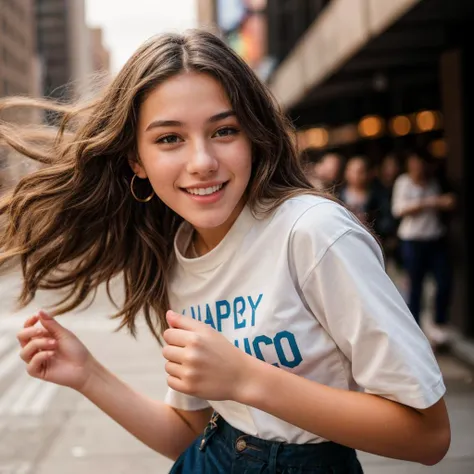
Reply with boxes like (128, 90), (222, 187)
(0, 267), (473, 473)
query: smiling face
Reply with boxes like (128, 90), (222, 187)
(132, 72), (252, 243)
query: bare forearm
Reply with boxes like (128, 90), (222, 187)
(79, 360), (197, 460)
(396, 194), (456, 217)
(395, 202), (427, 217)
(240, 360), (449, 465)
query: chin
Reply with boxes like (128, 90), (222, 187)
(186, 213), (231, 230)
(183, 205), (238, 230)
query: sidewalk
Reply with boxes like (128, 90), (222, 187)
(450, 330), (474, 370)
(1, 327), (174, 474)
(1, 268), (473, 473)
(2, 320), (473, 474)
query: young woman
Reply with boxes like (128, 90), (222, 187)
(392, 151), (456, 344)
(2, 30), (450, 473)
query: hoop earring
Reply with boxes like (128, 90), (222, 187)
(130, 174), (155, 203)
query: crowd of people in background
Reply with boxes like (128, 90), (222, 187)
(301, 147), (457, 350)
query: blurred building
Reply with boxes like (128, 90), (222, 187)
(89, 27), (111, 79)
(0, 0), (41, 190)
(197, 0), (273, 80)
(197, 0), (216, 26)
(35, 0), (93, 100)
(1, 0), (108, 194)
(0, 0), (38, 101)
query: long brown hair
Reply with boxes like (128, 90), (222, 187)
(0, 29), (331, 342)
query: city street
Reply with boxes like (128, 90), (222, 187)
(1, 267), (473, 474)
(1, 0), (473, 473)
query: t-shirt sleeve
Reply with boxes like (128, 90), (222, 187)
(164, 387), (211, 411)
(292, 203), (445, 409)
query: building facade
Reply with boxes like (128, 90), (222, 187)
(35, 0), (92, 100)
(1, 0), (109, 193)
(89, 27), (111, 78)
(0, 0), (40, 190)
(0, 0), (40, 116)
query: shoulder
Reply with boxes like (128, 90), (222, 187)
(273, 194), (376, 255)
(278, 195), (383, 281)
(283, 194), (365, 241)
(272, 194), (336, 221)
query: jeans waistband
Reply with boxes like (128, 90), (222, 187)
(201, 413), (357, 469)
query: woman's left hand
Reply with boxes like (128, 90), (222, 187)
(162, 310), (256, 401)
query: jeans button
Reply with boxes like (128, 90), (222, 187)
(236, 439), (247, 452)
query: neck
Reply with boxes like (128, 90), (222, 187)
(348, 185), (367, 194)
(192, 199), (245, 256)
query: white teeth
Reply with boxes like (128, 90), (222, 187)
(186, 184), (223, 196)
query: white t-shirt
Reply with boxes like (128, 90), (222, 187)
(392, 173), (445, 240)
(165, 195), (445, 444)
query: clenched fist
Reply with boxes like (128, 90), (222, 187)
(162, 311), (257, 402)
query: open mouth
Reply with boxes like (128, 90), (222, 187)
(183, 182), (228, 196)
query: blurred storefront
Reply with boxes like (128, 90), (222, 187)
(198, 0), (474, 345)
(268, 0), (474, 344)
(266, 0), (474, 344)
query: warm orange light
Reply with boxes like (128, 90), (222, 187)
(416, 110), (437, 132)
(305, 127), (329, 148)
(429, 139), (447, 158)
(358, 116), (383, 138)
(390, 116), (411, 136)
(296, 130), (307, 150)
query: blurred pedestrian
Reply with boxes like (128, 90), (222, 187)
(392, 150), (456, 345)
(339, 155), (376, 224)
(379, 152), (401, 196)
(306, 151), (344, 196)
(1, 30), (449, 473)
(299, 146), (322, 187)
(372, 154), (402, 268)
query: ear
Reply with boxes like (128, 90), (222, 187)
(128, 155), (147, 178)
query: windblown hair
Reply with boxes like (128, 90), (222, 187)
(0, 29), (331, 342)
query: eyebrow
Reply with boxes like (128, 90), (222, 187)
(145, 110), (236, 132)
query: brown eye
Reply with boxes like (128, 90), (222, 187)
(156, 134), (182, 144)
(214, 127), (239, 138)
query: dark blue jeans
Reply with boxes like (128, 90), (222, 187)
(400, 238), (452, 325)
(169, 413), (363, 473)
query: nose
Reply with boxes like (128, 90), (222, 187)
(186, 141), (218, 175)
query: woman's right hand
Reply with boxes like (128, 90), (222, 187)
(17, 310), (96, 392)
(437, 193), (456, 210)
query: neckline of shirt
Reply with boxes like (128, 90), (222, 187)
(174, 205), (255, 273)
